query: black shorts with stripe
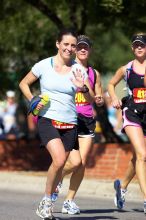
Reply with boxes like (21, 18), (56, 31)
(77, 113), (96, 137)
(122, 107), (146, 136)
(37, 116), (79, 151)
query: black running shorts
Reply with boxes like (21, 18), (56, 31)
(122, 107), (146, 136)
(77, 114), (96, 137)
(37, 117), (79, 151)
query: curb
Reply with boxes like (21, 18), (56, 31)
(0, 171), (142, 201)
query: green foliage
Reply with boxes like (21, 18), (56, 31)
(100, 0), (123, 13)
(0, 0), (146, 92)
(0, 0), (58, 84)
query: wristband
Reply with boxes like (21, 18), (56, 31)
(81, 85), (89, 93)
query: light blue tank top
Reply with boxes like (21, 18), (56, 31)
(31, 57), (86, 124)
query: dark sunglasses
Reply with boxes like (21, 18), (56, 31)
(132, 42), (146, 48)
(76, 44), (90, 51)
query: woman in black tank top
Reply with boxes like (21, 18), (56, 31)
(108, 33), (146, 214)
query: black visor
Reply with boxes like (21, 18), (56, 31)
(132, 35), (146, 45)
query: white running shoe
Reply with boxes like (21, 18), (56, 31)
(36, 197), (55, 219)
(114, 179), (127, 209)
(51, 182), (62, 203)
(62, 200), (80, 215)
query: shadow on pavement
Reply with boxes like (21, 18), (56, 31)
(132, 208), (143, 213)
(54, 208), (130, 220)
(81, 209), (128, 214)
(57, 216), (118, 219)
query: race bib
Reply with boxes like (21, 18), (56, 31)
(75, 92), (89, 106)
(133, 88), (146, 103)
(52, 120), (75, 129)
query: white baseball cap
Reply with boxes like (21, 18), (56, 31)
(6, 90), (15, 98)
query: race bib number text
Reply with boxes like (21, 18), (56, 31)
(75, 92), (89, 106)
(133, 88), (146, 103)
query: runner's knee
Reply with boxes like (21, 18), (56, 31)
(71, 158), (81, 169)
(52, 156), (66, 170)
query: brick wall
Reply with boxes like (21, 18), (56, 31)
(85, 143), (134, 180)
(0, 140), (134, 180)
(0, 139), (50, 171)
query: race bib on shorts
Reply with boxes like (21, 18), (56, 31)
(75, 92), (89, 106)
(51, 120), (75, 129)
(133, 88), (146, 103)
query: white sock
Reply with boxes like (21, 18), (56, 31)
(121, 188), (127, 193)
(43, 195), (51, 200)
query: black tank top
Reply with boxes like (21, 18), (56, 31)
(127, 64), (144, 92)
(124, 62), (146, 113)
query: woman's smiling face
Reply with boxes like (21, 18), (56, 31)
(56, 34), (77, 60)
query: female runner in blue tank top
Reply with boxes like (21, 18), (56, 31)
(19, 29), (95, 220)
(108, 33), (146, 214)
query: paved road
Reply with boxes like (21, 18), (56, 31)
(0, 189), (145, 220)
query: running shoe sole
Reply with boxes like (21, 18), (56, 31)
(36, 209), (56, 219)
